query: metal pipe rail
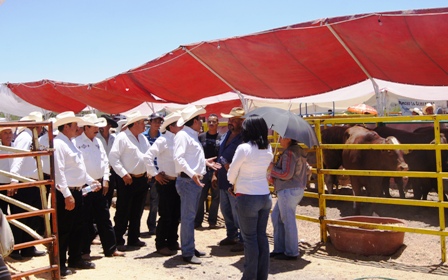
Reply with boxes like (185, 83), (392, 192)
(0, 120), (60, 280)
(302, 114), (448, 262)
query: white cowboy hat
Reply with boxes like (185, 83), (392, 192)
(160, 111), (181, 133)
(16, 111), (44, 134)
(122, 110), (148, 129)
(81, 114), (107, 128)
(20, 111), (43, 122)
(220, 107), (245, 118)
(177, 105), (206, 127)
(410, 107), (423, 116)
(422, 103), (435, 115)
(115, 119), (127, 133)
(54, 111), (84, 127)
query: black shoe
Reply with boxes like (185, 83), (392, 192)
(157, 247), (176, 256)
(194, 249), (206, 257)
(209, 224), (224, 229)
(274, 253), (298, 260)
(183, 255), (201, 264)
(68, 260), (96, 269)
(194, 224), (202, 229)
(21, 249), (47, 258)
(218, 237), (238, 246)
(60, 267), (73, 276)
(9, 251), (23, 261)
(230, 242), (244, 252)
(128, 240), (146, 247)
(270, 252), (283, 258)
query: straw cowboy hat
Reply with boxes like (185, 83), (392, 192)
(15, 111), (45, 134)
(0, 126), (12, 133)
(122, 111), (148, 129)
(54, 111), (84, 127)
(220, 107), (245, 118)
(422, 103), (436, 115)
(177, 105), (206, 126)
(81, 114), (107, 128)
(160, 111), (181, 133)
(20, 111), (43, 122)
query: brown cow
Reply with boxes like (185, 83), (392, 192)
(342, 126), (408, 215)
(321, 125), (350, 193)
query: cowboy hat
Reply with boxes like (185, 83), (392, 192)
(160, 111), (181, 133)
(410, 107), (423, 116)
(423, 103), (435, 115)
(20, 111), (43, 122)
(54, 111), (84, 127)
(220, 107), (245, 118)
(115, 119), (127, 133)
(101, 114), (118, 128)
(177, 105), (206, 127)
(0, 126), (12, 133)
(15, 111), (44, 134)
(82, 114), (107, 128)
(122, 111), (148, 129)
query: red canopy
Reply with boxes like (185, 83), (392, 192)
(7, 7), (448, 113)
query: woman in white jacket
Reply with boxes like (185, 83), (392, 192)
(227, 115), (273, 280)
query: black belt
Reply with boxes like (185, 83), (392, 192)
(180, 172), (190, 178)
(68, 186), (83, 191)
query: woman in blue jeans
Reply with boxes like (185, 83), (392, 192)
(227, 116), (273, 280)
(269, 137), (309, 260)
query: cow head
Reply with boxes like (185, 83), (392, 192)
(384, 136), (409, 172)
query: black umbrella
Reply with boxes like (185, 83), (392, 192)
(245, 107), (318, 148)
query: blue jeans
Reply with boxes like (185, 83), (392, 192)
(271, 187), (304, 257)
(220, 189), (241, 241)
(175, 176), (202, 257)
(195, 170), (220, 226)
(236, 194), (272, 280)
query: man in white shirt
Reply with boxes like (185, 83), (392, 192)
(75, 114), (125, 260)
(146, 111), (183, 256)
(9, 112), (47, 260)
(0, 125), (13, 215)
(174, 105), (220, 264)
(97, 114), (118, 208)
(109, 111), (150, 248)
(53, 111), (99, 276)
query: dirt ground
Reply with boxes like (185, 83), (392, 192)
(5, 187), (448, 280)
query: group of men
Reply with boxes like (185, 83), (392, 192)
(0, 104), (247, 276)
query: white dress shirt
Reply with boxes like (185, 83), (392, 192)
(38, 132), (52, 175)
(109, 129), (150, 178)
(227, 143), (273, 195)
(96, 132), (115, 158)
(173, 126), (206, 178)
(145, 130), (177, 178)
(54, 133), (94, 198)
(10, 128), (40, 180)
(75, 133), (110, 181)
(0, 149), (12, 184)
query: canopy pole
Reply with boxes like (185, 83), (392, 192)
(182, 47), (240, 93)
(326, 24), (383, 116)
(145, 102), (155, 113)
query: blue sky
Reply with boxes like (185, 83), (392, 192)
(1, 1), (446, 84)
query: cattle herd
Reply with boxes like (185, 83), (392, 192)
(319, 124), (447, 215)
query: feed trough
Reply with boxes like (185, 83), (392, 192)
(327, 216), (405, 256)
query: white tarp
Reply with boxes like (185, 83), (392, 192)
(0, 84), (46, 118)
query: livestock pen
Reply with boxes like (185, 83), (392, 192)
(296, 114), (448, 262)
